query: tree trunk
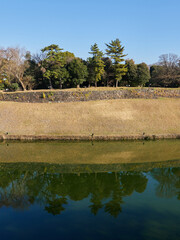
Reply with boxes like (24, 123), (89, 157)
(49, 79), (53, 89)
(77, 84), (80, 88)
(115, 79), (118, 87)
(95, 81), (97, 87)
(60, 78), (62, 89)
(19, 78), (26, 91)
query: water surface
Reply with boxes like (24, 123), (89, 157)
(0, 140), (179, 239)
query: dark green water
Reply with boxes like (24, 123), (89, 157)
(0, 141), (180, 240)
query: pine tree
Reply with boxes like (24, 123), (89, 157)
(105, 39), (127, 87)
(41, 44), (69, 89)
(89, 43), (105, 87)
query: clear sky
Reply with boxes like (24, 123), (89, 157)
(0, 0), (180, 64)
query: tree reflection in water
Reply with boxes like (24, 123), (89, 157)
(150, 168), (180, 199)
(0, 164), (179, 217)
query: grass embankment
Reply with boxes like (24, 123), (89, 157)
(1, 86), (180, 94)
(0, 98), (180, 138)
(0, 87), (145, 94)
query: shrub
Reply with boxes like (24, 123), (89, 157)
(3, 82), (19, 91)
(11, 83), (19, 91)
(0, 83), (4, 90)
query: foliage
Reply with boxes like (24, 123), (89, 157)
(23, 53), (39, 90)
(1, 81), (19, 91)
(0, 83), (4, 90)
(101, 57), (114, 86)
(11, 83), (19, 91)
(136, 62), (151, 86)
(1, 42), (180, 91)
(86, 57), (95, 87)
(149, 54), (180, 87)
(0, 47), (29, 90)
(89, 43), (105, 87)
(41, 44), (74, 89)
(67, 58), (88, 87)
(106, 39), (127, 87)
(122, 59), (138, 86)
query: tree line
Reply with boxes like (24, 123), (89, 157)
(0, 39), (180, 91)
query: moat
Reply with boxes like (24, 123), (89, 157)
(0, 140), (179, 239)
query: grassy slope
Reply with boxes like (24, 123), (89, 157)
(0, 98), (180, 136)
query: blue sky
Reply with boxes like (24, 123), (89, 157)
(0, 0), (179, 64)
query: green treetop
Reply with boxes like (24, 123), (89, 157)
(67, 58), (88, 88)
(106, 39), (127, 87)
(41, 44), (72, 89)
(89, 43), (105, 87)
(137, 62), (150, 87)
(124, 59), (137, 87)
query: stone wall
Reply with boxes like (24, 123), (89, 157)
(0, 88), (180, 103)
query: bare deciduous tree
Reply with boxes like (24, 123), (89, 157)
(157, 54), (180, 86)
(0, 47), (29, 90)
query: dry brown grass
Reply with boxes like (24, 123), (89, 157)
(0, 99), (180, 136)
(2, 87), (180, 94)
(1, 87), (140, 94)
